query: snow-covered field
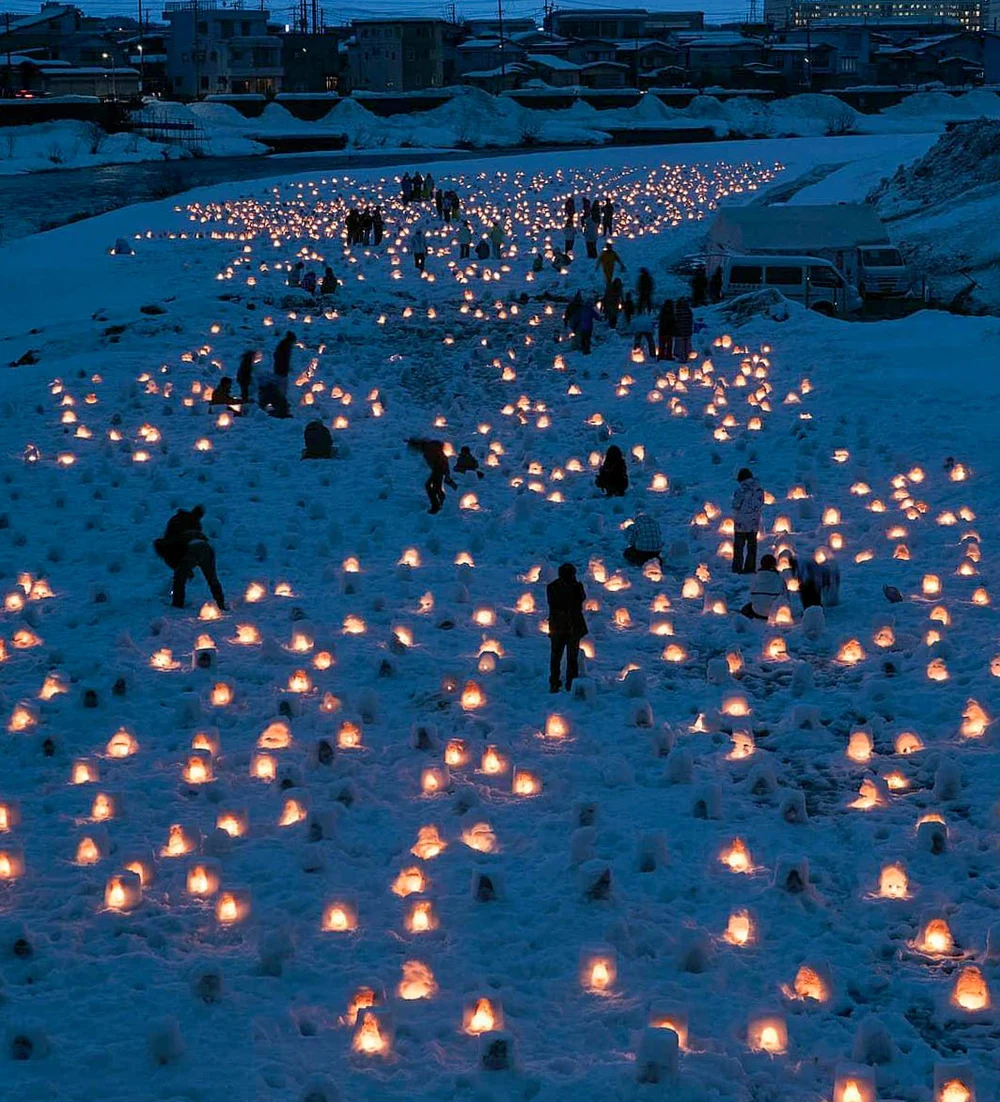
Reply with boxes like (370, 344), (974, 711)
(0, 139), (998, 1102)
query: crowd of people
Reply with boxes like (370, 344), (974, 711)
(177, 179), (845, 696)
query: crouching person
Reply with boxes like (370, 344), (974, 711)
(302, 419), (333, 459)
(790, 553), (840, 609)
(624, 513), (663, 566)
(154, 505), (227, 611)
(740, 554), (784, 620)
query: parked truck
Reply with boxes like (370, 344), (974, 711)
(706, 203), (912, 299)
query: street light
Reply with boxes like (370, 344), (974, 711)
(137, 43), (144, 94)
(102, 51), (118, 99)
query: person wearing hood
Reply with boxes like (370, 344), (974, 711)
(546, 563), (588, 693)
(236, 349), (256, 405)
(273, 331), (296, 396)
(455, 445), (483, 477)
(302, 420), (333, 460)
(741, 554), (785, 619)
(596, 444), (628, 497)
(320, 267), (338, 296)
(732, 467), (765, 574)
(154, 505), (226, 611)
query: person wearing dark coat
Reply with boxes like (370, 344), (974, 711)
(434, 189), (444, 219)
(412, 172), (424, 198)
(455, 445), (483, 478)
(604, 278), (622, 329)
(596, 444), (628, 497)
(601, 197), (614, 236)
(590, 199), (602, 225)
(709, 267), (723, 303)
(546, 563), (588, 693)
(564, 195), (576, 222)
(320, 267), (337, 296)
(563, 216), (576, 256)
(674, 298), (694, 361)
(301, 269), (317, 295)
(408, 438), (457, 514)
(581, 196), (591, 227)
(209, 376), (235, 406)
(401, 173), (413, 202)
(302, 420), (334, 459)
(691, 267), (709, 307)
(621, 291), (635, 327)
(154, 505), (226, 611)
(657, 300), (676, 361)
(563, 290), (583, 335)
(373, 208), (384, 245)
(636, 267), (654, 314)
(274, 331), (295, 384)
(577, 298), (599, 355)
(236, 350), (255, 404)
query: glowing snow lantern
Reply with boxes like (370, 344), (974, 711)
(323, 901), (358, 933)
(662, 643), (687, 663)
(837, 639), (866, 665)
(412, 825), (446, 859)
(918, 918), (954, 955)
(7, 705), (35, 733)
(789, 965), (828, 1003)
(391, 867), (425, 897)
(183, 753), (213, 785)
(287, 669), (312, 694)
(873, 626), (895, 648)
(847, 730), (873, 763)
(960, 700), (988, 737)
(406, 899), (436, 933)
(878, 862), (908, 899)
(352, 1010), (389, 1056)
(682, 577), (703, 599)
(582, 948), (617, 992)
(927, 658), (949, 682)
(0, 802), (15, 832)
(728, 730), (755, 760)
(722, 695), (750, 718)
(764, 636), (788, 662)
(721, 838), (752, 873)
(512, 768), (541, 796)
(150, 648), (180, 670)
(257, 721), (291, 749)
(724, 909), (754, 945)
(834, 1066), (876, 1102)
(216, 810), (247, 838)
(462, 822), (497, 853)
(338, 720), (362, 749)
(421, 766), (449, 795)
(233, 623), (260, 645)
(952, 966), (990, 1011)
(250, 753), (276, 781)
(923, 574), (942, 596)
(444, 738), (469, 767)
(936, 1069), (974, 1102)
(278, 797), (306, 827)
(343, 615), (366, 635)
(187, 862), (220, 897)
(544, 714), (570, 740)
(464, 996), (501, 1034)
(398, 960), (436, 1000)
(72, 760), (97, 785)
(460, 681), (485, 710)
(91, 792), (114, 821)
(104, 870), (141, 911)
(216, 890), (249, 926)
(76, 836), (101, 865)
(748, 1015), (787, 1054)
(481, 746), (506, 775)
(210, 682), (232, 706)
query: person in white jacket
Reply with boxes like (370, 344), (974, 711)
(741, 555), (785, 620)
(732, 467), (764, 574)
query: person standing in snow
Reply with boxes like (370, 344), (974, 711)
(563, 216), (577, 257)
(576, 296), (599, 355)
(597, 242), (625, 291)
(581, 196), (591, 227)
(423, 173), (434, 200)
(565, 194), (576, 223)
(408, 437), (457, 514)
(546, 563), (588, 693)
(412, 228), (428, 272)
(740, 554), (785, 619)
(596, 444), (629, 497)
(320, 266), (338, 296)
(674, 298), (693, 361)
(621, 290), (635, 329)
(624, 513), (663, 566)
(458, 220), (473, 259)
(657, 299), (676, 361)
(604, 278), (623, 329)
(434, 188), (444, 220)
(636, 267), (654, 314)
(691, 267), (709, 307)
(632, 307), (656, 358)
(300, 268), (317, 296)
(583, 217), (599, 259)
(789, 553), (840, 609)
(412, 172), (424, 199)
(401, 173), (413, 203)
(273, 331), (295, 396)
(287, 260), (304, 288)
(601, 197), (614, 236)
(373, 207), (384, 246)
(489, 222), (504, 259)
(709, 267), (723, 303)
(154, 505), (227, 611)
(236, 349), (256, 405)
(732, 467), (765, 575)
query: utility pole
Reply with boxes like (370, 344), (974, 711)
(497, 0), (505, 80)
(804, 15), (811, 91)
(137, 0), (145, 92)
(5, 12), (13, 97)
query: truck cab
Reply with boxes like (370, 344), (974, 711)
(858, 246), (911, 298)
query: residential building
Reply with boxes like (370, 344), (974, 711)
(565, 37), (618, 65)
(678, 30), (768, 84)
(546, 7), (649, 39)
(464, 16), (536, 38)
(644, 10), (705, 33)
(1, 53), (139, 95)
(0, 3), (83, 56)
(162, 2), (282, 97)
(874, 28), (1000, 81)
(281, 29), (348, 92)
(613, 38), (680, 81)
(348, 18), (447, 92)
(124, 28), (170, 95)
(456, 35), (527, 77)
(763, 0), (987, 33)
(525, 52), (581, 86)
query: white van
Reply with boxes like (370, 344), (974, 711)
(717, 254), (862, 317)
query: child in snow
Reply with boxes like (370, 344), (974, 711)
(740, 555), (785, 619)
(596, 445), (628, 497)
(302, 420), (333, 460)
